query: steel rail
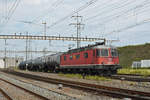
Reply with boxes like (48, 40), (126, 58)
(0, 87), (14, 100)
(118, 74), (150, 77)
(0, 78), (50, 100)
(1, 69), (150, 100)
(111, 74), (150, 82)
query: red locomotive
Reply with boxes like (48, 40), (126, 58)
(59, 42), (121, 75)
(19, 42), (121, 75)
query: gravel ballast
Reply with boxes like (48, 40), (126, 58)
(0, 74), (77, 100)
(17, 70), (150, 93)
(0, 71), (120, 100)
(0, 91), (8, 100)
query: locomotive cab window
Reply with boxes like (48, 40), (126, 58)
(70, 55), (73, 60)
(101, 49), (108, 56)
(64, 56), (66, 61)
(96, 49), (101, 57)
(84, 52), (88, 58)
(93, 50), (95, 56)
(111, 49), (118, 57)
(76, 54), (80, 59)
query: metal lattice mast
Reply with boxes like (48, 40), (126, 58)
(70, 13), (84, 48)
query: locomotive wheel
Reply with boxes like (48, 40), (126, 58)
(43, 68), (48, 72)
(112, 70), (117, 74)
(87, 69), (92, 75)
(106, 70), (111, 76)
(62, 69), (67, 74)
(55, 69), (59, 73)
(42, 66), (47, 72)
(72, 69), (76, 74)
(100, 70), (108, 76)
(39, 68), (42, 72)
(36, 67), (39, 71)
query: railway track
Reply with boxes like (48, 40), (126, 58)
(118, 74), (150, 76)
(1, 69), (150, 100)
(111, 74), (150, 82)
(0, 87), (13, 100)
(0, 77), (50, 100)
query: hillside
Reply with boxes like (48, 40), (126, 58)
(118, 43), (150, 68)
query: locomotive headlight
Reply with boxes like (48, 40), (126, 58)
(108, 58), (112, 62)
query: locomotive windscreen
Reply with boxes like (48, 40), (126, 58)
(96, 49), (100, 57)
(111, 49), (118, 57)
(101, 49), (108, 56)
(96, 49), (109, 57)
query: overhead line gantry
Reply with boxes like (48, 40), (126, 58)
(0, 34), (105, 42)
(0, 50), (58, 54)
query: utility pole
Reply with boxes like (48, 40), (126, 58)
(15, 51), (18, 68)
(43, 47), (47, 63)
(28, 39), (31, 59)
(29, 39), (32, 60)
(70, 13), (84, 48)
(25, 32), (28, 62)
(42, 22), (46, 39)
(4, 39), (7, 68)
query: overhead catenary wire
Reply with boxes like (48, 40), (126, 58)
(80, 0), (113, 15)
(7, 0), (18, 17)
(4, 0), (21, 25)
(0, 0), (21, 31)
(0, 0), (18, 24)
(32, 0), (64, 23)
(87, 0), (150, 25)
(46, 0), (98, 29)
(84, 0), (136, 22)
(1, 0), (150, 40)
(83, 0), (131, 20)
(79, 0), (150, 37)
(18, 0), (65, 32)
(104, 17), (150, 36)
(20, 0), (99, 33)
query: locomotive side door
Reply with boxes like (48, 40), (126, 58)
(84, 52), (88, 65)
(92, 49), (96, 64)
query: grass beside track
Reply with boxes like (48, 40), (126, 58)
(118, 68), (150, 76)
(58, 73), (111, 81)
(118, 43), (150, 68)
(13, 69), (111, 81)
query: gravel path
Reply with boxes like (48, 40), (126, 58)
(0, 71), (120, 100)
(17, 70), (150, 93)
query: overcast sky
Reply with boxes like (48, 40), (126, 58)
(0, 0), (150, 58)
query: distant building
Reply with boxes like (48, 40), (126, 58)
(0, 57), (23, 68)
(132, 61), (141, 68)
(141, 60), (150, 68)
(132, 60), (150, 68)
(0, 59), (4, 68)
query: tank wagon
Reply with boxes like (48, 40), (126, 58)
(18, 42), (121, 75)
